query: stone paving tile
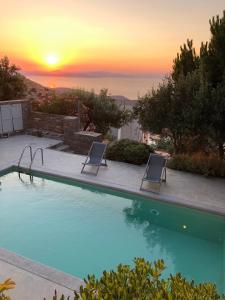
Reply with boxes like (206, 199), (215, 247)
(0, 259), (75, 300)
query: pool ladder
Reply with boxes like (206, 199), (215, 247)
(18, 145), (44, 172)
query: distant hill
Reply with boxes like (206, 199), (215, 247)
(112, 95), (137, 107)
(23, 77), (50, 99)
(23, 77), (135, 106)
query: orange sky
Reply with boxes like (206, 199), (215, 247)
(0, 0), (224, 76)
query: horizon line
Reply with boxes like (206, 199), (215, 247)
(23, 70), (166, 79)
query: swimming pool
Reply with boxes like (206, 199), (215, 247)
(0, 171), (225, 291)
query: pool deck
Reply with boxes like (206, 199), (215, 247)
(0, 134), (225, 299)
(0, 248), (83, 300)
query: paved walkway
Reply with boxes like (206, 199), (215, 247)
(0, 134), (225, 299)
(0, 248), (83, 300)
(1, 134), (224, 216)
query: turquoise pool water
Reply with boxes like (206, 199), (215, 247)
(0, 171), (225, 291)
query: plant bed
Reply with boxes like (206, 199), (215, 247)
(106, 139), (154, 165)
(167, 153), (225, 178)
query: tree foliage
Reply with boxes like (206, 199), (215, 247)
(135, 10), (225, 159)
(50, 258), (223, 300)
(199, 11), (225, 158)
(172, 39), (199, 81)
(79, 89), (131, 135)
(0, 56), (26, 101)
(134, 71), (201, 154)
(200, 11), (225, 87)
(33, 88), (131, 135)
(32, 93), (78, 116)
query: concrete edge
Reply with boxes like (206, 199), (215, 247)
(0, 165), (15, 174)
(0, 248), (84, 291)
(12, 164), (225, 217)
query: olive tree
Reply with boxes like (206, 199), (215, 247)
(79, 89), (131, 135)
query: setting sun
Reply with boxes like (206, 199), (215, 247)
(45, 54), (59, 66)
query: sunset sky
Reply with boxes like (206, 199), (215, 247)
(0, 0), (224, 77)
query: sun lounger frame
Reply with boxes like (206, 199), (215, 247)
(140, 153), (167, 191)
(81, 142), (107, 176)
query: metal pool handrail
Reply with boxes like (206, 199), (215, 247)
(29, 147), (44, 170)
(18, 145), (33, 168)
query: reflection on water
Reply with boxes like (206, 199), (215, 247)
(0, 171), (224, 291)
(123, 197), (225, 290)
(27, 75), (163, 99)
(18, 172), (47, 190)
(123, 197), (225, 242)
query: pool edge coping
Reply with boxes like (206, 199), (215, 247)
(0, 247), (84, 291)
(9, 164), (225, 217)
(1, 164), (225, 217)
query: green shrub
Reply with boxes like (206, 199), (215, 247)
(167, 153), (225, 177)
(155, 137), (174, 154)
(32, 93), (78, 116)
(50, 258), (223, 300)
(0, 56), (26, 101)
(106, 139), (154, 165)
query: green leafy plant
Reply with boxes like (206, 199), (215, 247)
(106, 139), (154, 165)
(33, 89), (131, 135)
(0, 278), (15, 300)
(81, 89), (131, 135)
(167, 153), (225, 177)
(44, 290), (69, 300)
(134, 10), (225, 159)
(32, 93), (78, 116)
(155, 137), (174, 154)
(50, 258), (224, 300)
(0, 56), (26, 101)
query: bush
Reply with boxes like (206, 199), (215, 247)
(33, 89), (131, 135)
(32, 93), (78, 116)
(155, 137), (174, 154)
(106, 139), (154, 165)
(167, 153), (225, 178)
(50, 258), (223, 300)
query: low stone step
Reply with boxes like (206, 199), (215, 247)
(56, 144), (70, 151)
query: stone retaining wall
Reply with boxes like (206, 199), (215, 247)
(30, 111), (76, 134)
(65, 131), (103, 155)
(1, 100), (103, 155)
(21, 100), (31, 129)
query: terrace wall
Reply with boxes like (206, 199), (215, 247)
(29, 111), (80, 134)
(65, 131), (103, 155)
(0, 100), (102, 155)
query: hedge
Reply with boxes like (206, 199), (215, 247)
(167, 153), (225, 178)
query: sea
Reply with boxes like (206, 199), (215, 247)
(27, 75), (163, 100)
